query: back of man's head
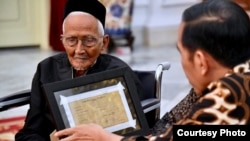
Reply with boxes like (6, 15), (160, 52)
(181, 0), (250, 68)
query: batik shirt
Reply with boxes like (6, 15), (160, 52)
(122, 60), (250, 141)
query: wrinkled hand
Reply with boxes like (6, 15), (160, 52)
(54, 123), (123, 141)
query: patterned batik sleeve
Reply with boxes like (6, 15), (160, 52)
(151, 88), (200, 135)
(180, 73), (250, 125)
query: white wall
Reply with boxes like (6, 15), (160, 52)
(131, 0), (201, 47)
(0, 0), (50, 50)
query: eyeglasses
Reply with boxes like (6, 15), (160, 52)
(61, 35), (102, 47)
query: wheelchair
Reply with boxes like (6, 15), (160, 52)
(0, 61), (170, 140)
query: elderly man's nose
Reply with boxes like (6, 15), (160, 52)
(75, 40), (85, 52)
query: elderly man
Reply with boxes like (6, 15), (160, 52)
(15, 0), (143, 141)
(53, 0), (250, 140)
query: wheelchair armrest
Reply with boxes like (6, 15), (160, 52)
(141, 98), (160, 114)
(0, 89), (31, 112)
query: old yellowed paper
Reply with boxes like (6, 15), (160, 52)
(69, 90), (128, 127)
(59, 82), (136, 132)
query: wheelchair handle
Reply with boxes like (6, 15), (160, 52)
(154, 61), (171, 118)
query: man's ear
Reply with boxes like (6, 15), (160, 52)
(101, 35), (109, 54)
(194, 50), (208, 76)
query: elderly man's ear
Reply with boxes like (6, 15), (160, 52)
(101, 35), (110, 54)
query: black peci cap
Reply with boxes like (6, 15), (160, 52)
(63, 0), (106, 28)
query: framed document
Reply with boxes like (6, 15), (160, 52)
(42, 67), (150, 136)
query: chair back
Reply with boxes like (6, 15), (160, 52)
(133, 70), (159, 128)
(133, 70), (156, 99)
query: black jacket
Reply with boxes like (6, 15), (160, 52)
(15, 53), (143, 141)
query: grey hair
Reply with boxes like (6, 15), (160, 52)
(62, 11), (104, 36)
